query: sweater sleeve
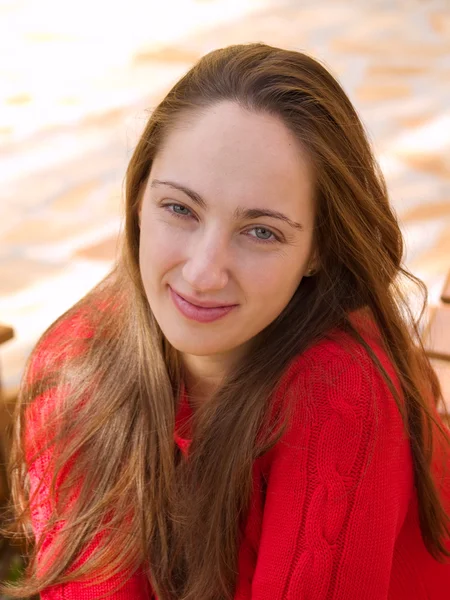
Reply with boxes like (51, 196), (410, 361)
(250, 348), (414, 600)
(26, 389), (152, 600)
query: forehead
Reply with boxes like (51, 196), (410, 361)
(149, 101), (314, 217)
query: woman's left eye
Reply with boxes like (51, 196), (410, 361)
(164, 203), (191, 218)
(246, 227), (278, 244)
(161, 203), (280, 244)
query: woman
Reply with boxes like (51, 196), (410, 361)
(2, 42), (450, 599)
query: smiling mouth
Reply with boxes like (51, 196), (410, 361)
(171, 287), (238, 309)
(169, 286), (238, 323)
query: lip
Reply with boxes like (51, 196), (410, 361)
(170, 287), (237, 308)
(169, 286), (238, 323)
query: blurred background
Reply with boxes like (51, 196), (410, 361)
(0, 0), (449, 593)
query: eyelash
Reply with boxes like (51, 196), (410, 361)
(161, 203), (281, 245)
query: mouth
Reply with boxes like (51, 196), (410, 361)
(170, 287), (238, 309)
(169, 286), (238, 323)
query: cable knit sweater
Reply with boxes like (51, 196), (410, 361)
(25, 308), (450, 599)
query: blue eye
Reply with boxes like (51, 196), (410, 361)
(247, 227), (277, 243)
(161, 203), (280, 245)
(169, 204), (190, 217)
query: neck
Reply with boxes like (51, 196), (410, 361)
(180, 338), (255, 407)
(183, 371), (221, 409)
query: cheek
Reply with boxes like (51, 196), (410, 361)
(248, 259), (303, 313)
(139, 219), (182, 273)
(251, 258), (302, 292)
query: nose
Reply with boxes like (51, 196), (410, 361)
(182, 230), (230, 292)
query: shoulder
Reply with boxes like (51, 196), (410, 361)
(26, 305), (96, 386)
(23, 305), (97, 455)
(261, 314), (412, 481)
(280, 312), (405, 430)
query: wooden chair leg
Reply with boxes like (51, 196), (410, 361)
(430, 359), (450, 422)
(441, 269), (450, 304)
(423, 305), (450, 361)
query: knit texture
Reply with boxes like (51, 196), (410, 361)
(25, 310), (450, 599)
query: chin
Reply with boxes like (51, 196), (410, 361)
(162, 328), (239, 357)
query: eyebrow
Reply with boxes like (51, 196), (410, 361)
(150, 179), (304, 231)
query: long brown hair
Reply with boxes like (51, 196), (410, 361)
(2, 42), (450, 600)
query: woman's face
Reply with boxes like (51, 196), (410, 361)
(138, 101), (316, 360)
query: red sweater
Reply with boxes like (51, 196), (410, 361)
(25, 309), (450, 599)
